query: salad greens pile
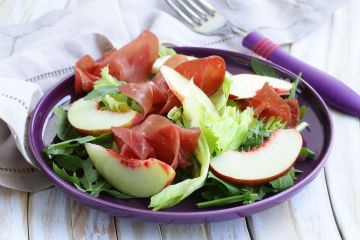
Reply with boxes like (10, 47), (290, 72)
(44, 45), (315, 211)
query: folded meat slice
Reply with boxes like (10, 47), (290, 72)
(112, 115), (200, 169)
(118, 82), (167, 115)
(74, 30), (159, 94)
(100, 30), (159, 83)
(75, 55), (100, 94)
(241, 83), (300, 127)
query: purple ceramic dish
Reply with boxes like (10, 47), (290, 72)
(28, 47), (333, 224)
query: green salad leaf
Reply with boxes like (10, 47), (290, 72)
(167, 106), (184, 127)
(43, 133), (112, 156)
(210, 75), (233, 114)
(289, 72), (302, 98)
(52, 162), (132, 198)
(299, 147), (316, 159)
(240, 117), (285, 151)
(84, 66), (124, 101)
(84, 86), (120, 100)
(197, 172), (272, 208)
(102, 94), (131, 112)
(94, 66), (124, 89)
(53, 107), (79, 141)
(207, 106), (254, 155)
(269, 167), (297, 191)
(250, 58), (279, 78)
(159, 44), (176, 57)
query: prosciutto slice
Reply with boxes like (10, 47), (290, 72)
(118, 82), (167, 115)
(240, 83), (300, 127)
(74, 30), (159, 94)
(112, 115), (200, 169)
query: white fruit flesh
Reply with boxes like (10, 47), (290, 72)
(151, 56), (171, 74)
(210, 129), (302, 185)
(68, 98), (138, 134)
(160, 65), (219, 117)
(151, 55), (197, 74)
(230, 74), (292, 99)
(85, 143), (176, 198)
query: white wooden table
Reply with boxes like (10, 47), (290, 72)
(0, 0), (359, 239)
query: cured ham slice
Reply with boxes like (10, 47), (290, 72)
(243, 83), (292, 125)
(112, 115), (200, 169)
(175, 56), (225, 96)
(74, 30), (159, 94)
(286, 98), (300, 127)
(100, 30), (159, 83)
(118, 82), (167, 115)
(75, 55), (100, 94)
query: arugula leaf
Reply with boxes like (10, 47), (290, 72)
(52, 162), (82, 187)
(289, 73), (302, 98)
(250, 58), (279, 78)
(159, 44), (176, 57)
(269, 168), (296, 191)
(197, 194), (255, 208)
(240, 117), (285, 151)
(43, 133), (112, 156)
(206, 171), (242, 196)
(300, 105), (307, 120)
(52, 161), (132, 199)
(43, 136), (96, 155)
(299, 147), (316, 159)
(102, 188), (133, 199)
(79, 159), (99, 190)
(53, 154), (85, 171)
(53, 107), (79, 141)
(198, 171), (273, 208)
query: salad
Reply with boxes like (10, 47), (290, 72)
(43, 30), (315, 211)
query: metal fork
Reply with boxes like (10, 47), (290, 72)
(165, 0), (360, 117)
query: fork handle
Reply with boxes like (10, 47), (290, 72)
(242, 31), (360, 116)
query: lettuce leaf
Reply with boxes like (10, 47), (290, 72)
(94, 66), (124, 89)
(207, 107), (254, 155)
(159, 44), (176, 58)
(102, 94), (131, 112)
(210, 75), (233, 114)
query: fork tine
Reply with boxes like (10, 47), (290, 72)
(196, 0), (215, 16)
(166, 0), (200, 26)
(184, 0), (209, 20)
(176, 0), (205, 22)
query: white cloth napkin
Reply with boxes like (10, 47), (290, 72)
(0, 0), (347, 192)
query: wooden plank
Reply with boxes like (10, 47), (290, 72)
(160, 224), (207, 240)
(0, 187), (28, 240)
(28, 188), (73, 240)
(71, 200), (117, 240)
(247, 20), (341, 240)
(204, 219), (251, 240)
(115, 218), (162, 240)
(322, 1), (360, 239)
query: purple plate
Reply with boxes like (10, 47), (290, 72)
(28, 47), (333, 224)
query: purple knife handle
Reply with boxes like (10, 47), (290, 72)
(243, 31), (360, 116)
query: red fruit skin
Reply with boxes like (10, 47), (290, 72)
(210, 130), (303, 186)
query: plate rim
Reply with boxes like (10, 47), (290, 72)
(28, 47), (333, 220)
